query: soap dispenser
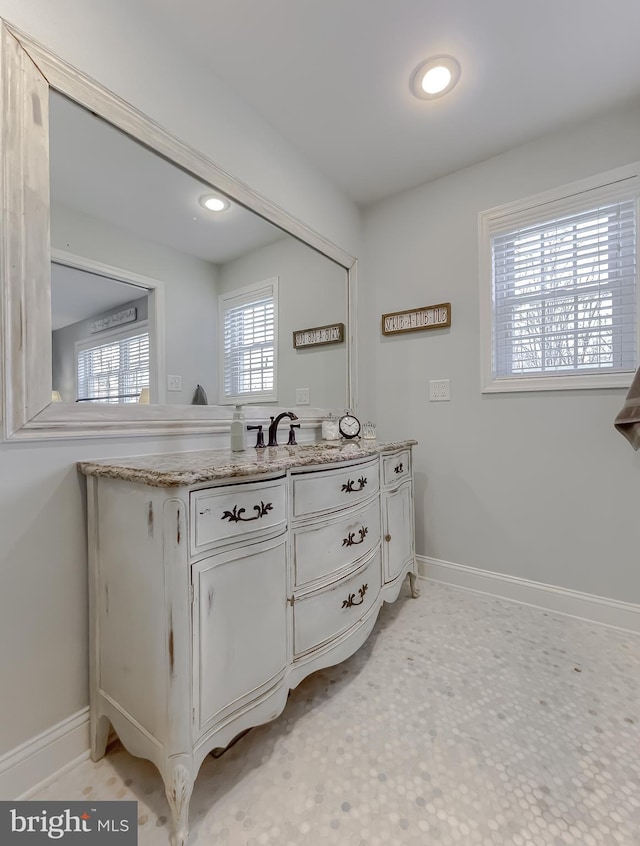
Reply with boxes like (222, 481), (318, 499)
(230, 405), (246, 452)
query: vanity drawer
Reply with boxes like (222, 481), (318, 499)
(291, 458), (379, 518)
(293, 548), (381, 657)
(381, 449), (411, 487)
(190, 478), (286, 555)
(292, 496), (380, 587)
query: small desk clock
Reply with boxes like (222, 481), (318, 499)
(338, 412), (361, 439)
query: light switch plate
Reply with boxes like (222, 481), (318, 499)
(296, 387), (310, 405)
(429, 379), (450, 401)
(167, 375), (182, 392)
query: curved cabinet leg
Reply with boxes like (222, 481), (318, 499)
(408, 570), (420, 598)
(90, 714), (111, 762)
(165, 761), (194, 846)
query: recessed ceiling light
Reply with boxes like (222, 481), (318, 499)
(199, 194), (230, 212)
(410, 55), (461, 100)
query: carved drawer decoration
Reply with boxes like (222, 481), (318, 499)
(190, 477), (286, 554)
(341, 583), (368, 608)
(291, 458), (379, 518)
(293, 549), (381, 656)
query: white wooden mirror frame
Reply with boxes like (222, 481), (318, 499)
(0, 19), (358, 441)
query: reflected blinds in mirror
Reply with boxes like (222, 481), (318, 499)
(77, 331), (150, 403)
(220, 278), (278, 403)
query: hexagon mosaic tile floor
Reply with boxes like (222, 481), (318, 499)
(32, 581), (640, 845)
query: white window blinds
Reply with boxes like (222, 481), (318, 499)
(220, 279), (278, 403)
(77, 331), (150, 403)
(490, 188), (638, 384)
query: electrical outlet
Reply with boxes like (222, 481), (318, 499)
(429, 379), (451, 401)
(295, 387), (310, 406)
(167, 375), (182, 392)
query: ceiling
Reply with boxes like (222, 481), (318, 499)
(51, 262), (146, 330)
(139, 0), (640, 206)
(49, 92), (285, 265)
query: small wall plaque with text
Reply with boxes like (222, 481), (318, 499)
(293, 322), (344, 349)
(90, 307), (137, 334)
(381, 302), (451, 336)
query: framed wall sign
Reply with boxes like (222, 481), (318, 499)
(381, 302), (451, 336)
(293, 322), (345, 349)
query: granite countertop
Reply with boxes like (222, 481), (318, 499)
(77, 440), (418, 488)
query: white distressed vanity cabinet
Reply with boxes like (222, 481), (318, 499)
(79, 441), (417, 846)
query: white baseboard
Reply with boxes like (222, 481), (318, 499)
(418, 555), (640, 635)
(0, 708), (90, 800)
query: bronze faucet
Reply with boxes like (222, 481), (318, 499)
(268, 411), (298, 446)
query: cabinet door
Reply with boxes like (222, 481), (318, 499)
(382, 483), (413, 583)
(193, 534), (288, 735)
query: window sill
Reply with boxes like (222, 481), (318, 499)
(221, 393), (278, 405)
(482, 372), (634, 393)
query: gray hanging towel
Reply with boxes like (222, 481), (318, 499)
(192, 384), (208, 405)
(614, 366), (640, 449)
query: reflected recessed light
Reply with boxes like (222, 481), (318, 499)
(410, 55), (461, 100)
(199, 194), (230, 212)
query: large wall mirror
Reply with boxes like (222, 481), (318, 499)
(0, 20), (357, 440)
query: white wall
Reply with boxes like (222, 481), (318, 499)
(218, 237), (348, 410)
(0, 0), (361, 764)
(362, 97), (640, 604)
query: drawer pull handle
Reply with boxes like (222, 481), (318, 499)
(385, 534), (391, 542)
(341, 476), (368, 493)
(221, 501), (273, 523)
(394, 462), (404, 474)
(342, 583), (368, 609)
(342, 525), (368, 547)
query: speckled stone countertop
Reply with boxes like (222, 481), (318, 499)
(77, 440), (418, 488)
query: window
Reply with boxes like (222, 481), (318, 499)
(77, 327), (150, 403)
(480, 166), (640, 392)
(219, 278), (278, 403)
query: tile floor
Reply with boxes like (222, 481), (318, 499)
(33, 581), (640, 845)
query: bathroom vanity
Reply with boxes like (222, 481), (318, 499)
(79, 439), (417, 845)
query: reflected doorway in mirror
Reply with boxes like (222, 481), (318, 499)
(50, 251), (165, 405)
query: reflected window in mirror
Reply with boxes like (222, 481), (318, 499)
(77, 325), (150, 404)
(220, 278), (278, 404)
